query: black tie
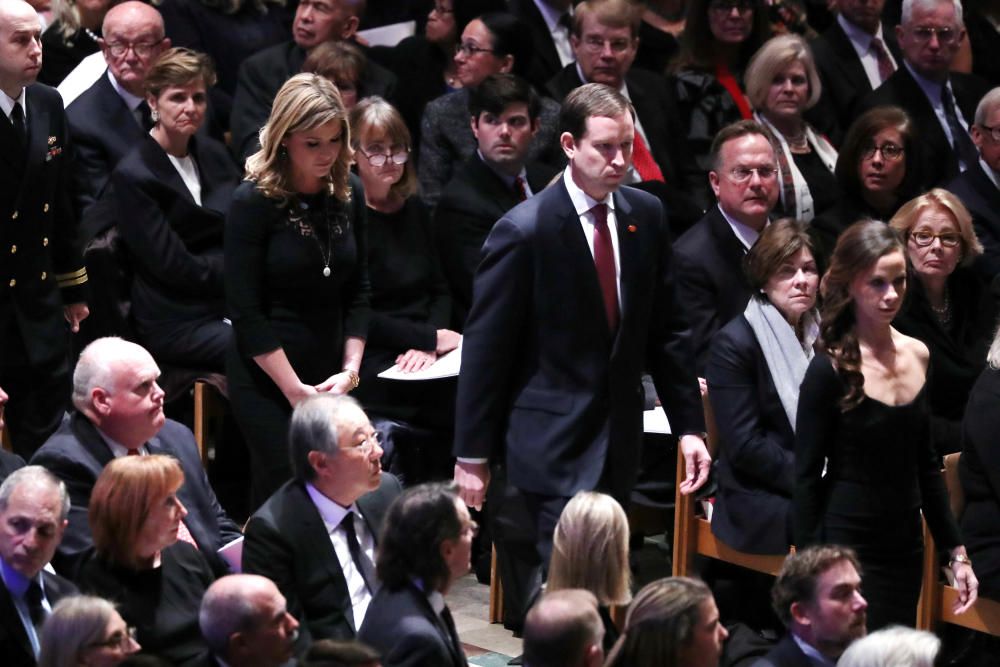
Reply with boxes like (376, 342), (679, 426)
(137, 101), (154, 131)
(10, 102), (26, 153)
(440, 605), (466, 663)
(941, 85), (978, 170)
(340, 512), (378, 594)
(25, 580), (46, 633)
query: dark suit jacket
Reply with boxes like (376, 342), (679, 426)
(242, 474), (402, 648)
(946, 161), (1000, 282)
(750, 634), (817, 667)
(810, 20), (902, 141)
(0, 450), (25, 481)
(358, 582), (467, 667)
(31, 412), (242, 578)
(857, 65), (990, 188)
(0, 569), (78, 667)
(66, 72), (147, 216)
(434, 155), (558, 328)
(509, 0), (566, 91)
(453, 179), (704, 501)
(706, 312), (795, 555)
(1, 83), (87, 368)
(673, 206), (754, 373)
(230, 40), (398, 163)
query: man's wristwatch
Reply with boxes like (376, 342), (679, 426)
(343, 369), (360, 390)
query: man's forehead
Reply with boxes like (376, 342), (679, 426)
(104, 8), (163, 38)
(1, 6), (41, 35)
(907, 2), (956, 24)
(816, 561), (860, 591)
(721, 135), (774, 162)
(2, 484), (60, 519)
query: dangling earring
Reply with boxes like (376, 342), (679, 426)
(150, 109), (159, 124)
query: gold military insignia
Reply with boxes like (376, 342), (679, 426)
(48, 136), (57, 146)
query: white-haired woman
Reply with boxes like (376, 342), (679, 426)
(39, 595), (140, 667)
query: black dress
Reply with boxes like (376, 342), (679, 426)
(38, 22), (100, 86)
(794, 353), (962, 630)
(225, 176), (371, 502)
(79, 543), (214, 665)
(961, 366), (1000, 598)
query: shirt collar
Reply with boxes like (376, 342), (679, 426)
(717, 204), (765, 250)
(837, 13), (888, 51)
(563, 167), (615, 217)
(107, 68), (144, 111)
(305, 482), (354, 533)
(534, 0), (571, 32)
(476, 150), (527, 189)
(0, 87), (26, 120)
(903, 60), (949, 103)
(792, 633), (837, 667)
(96, 427), (145, 457)
(0, 556), (36, 598)
(979, 157), (1000, 189)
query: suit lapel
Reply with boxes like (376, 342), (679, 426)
(72, 413), (116, 467)
(829, 24), (873, 93)
(293, 486), (356, 630)
(612, 190), (639, 351)
(0, 108), (21, 171)
(0, 575), (33, 660)
(21, 87), (50, 201)
(408, 583), (464, 667)
(145, 138), (197, 205)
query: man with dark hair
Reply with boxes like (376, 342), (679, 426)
(243, 394), (401, 649)
(230, 0), (397, 163)
(453, 83), (709, 622)
(435, 73), (559, 327)
(754, 545), (868, 667)
(673, 120), (779, 372)
(358, 483), (471, 667)
(509, 0), (576, 90)
(523, 589), (605, 667)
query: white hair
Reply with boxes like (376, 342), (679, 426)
(901, 0), (963, 27)
(837, 626), (940, 667)
(71, 337), (149, 412)
(975, 87), (1000, 126)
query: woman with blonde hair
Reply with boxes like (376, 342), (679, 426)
(889, 189), (992, 457)
(39, 0), (114, 85)
(39, 596), (140, 667)
(226, 73), (370, 503)
(79, 455), (214, 665)
(547, 492), (630, 652)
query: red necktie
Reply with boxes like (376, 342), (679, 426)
(715, 61), (753, 120)
(514, 175), (528, 201)
(591, 204), (619, 332)
(126, 448), (140, 456)
(632, 132), (665, 182)
(870, 37), (895, 84)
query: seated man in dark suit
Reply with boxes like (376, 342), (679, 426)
(435, 73), (559, 329)
(358, 483), (472, 667)
(66, 1), (171, 216)
(545, 0), (701, 234)
(0, 466), (78, 667)
(948, 87), (1000, 282)
(510, 0), (576, 90)
(857, 0), (990, 189)
(30, 337), (241, 579)
(674, 120), (779, 373)
(753, 545), (868, 667)
(243, 394), (402, 650)
(230, 0), (397, 164)
(810, 0), (901, 142)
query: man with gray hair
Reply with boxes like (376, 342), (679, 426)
(198, 574), (300, 667)
(523, 589), (605, 667)
(0, 466), (78, 667)
(30, 336), (241, 578)
(947, 86), (1000, 280)
(243, 394), (401, 651)
(858, 0), (991, 188)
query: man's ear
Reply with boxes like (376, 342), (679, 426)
(584, 642), (604, 667)
(343, 15), (361, 41)
(498, 54), (514, 74)
(307, 450), (328, 476)
(530, 117), (540, 138)
(560, 131), (576, 159)
(708, 170), (721, 199)
(92, 387), (112, 417)
(470, 115), (480, 141)
(789, 600), (812, 628)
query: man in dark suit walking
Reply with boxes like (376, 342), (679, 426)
(0, 466), (78, 667)
(243, 394), (402, 651)
(857, 0), (990, 189)
(453, 83), (710, 577)
(1, 0), (89, 460)
(31, 337), (242, 578)
(753, 545), (868, 667)
(435, 74), (559, 329)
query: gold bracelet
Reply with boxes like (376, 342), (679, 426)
(342, 369), (360, 390)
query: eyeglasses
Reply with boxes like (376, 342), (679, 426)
(909, 26), (959, 45)
(862, 142), (904, 161)
(910, 230), (962, 248)
(455, 42), (495, 57)
(87, 627), (137, 650)
(103, 37), (164, 58)
(727, 166), (777, 182)
(357, 147), (410, 167)
(978, 123), (1000, 143)
(354, 430), (382, 457)
(580, 36), (634, 54)
(708, 0), (755, 14)
(432, 2), (453, 13)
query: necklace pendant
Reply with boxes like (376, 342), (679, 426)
(323, 266), (331, 278)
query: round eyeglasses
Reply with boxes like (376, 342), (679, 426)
(909, 230), (961, 248)
(862, 142), (904, 161)
(357, 147), (410, 167)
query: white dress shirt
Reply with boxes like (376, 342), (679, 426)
(837, 15), (898, 89)
(1, 88), (27, 130)
(562, 167), (622, 305)
(1, 556), (51, 657)
(107, 69), (146, 128)
(904, 61), (972, 170)
(717, 204), (765, 251)
(534, 0), (575, 67)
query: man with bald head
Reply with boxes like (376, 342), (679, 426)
(522, 590), (605, 667)
(198, 574), (300, 667)
(1, 0), (89, 460)
(65, 1), (170, 214)
(30, 336), (241, 578)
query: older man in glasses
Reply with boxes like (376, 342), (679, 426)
(858, 0), (990, 189)
(243, 394), (401, 653)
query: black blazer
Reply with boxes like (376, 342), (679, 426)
(242, 474), (402, 648)
(109, 134), (238, 329)
(810, 20), (902, 140)
(858, 66), (990, 188)
(31, 412), (242, 579)
(749, 634), (815, 667)
(0, 82), (88, 368)
(0, 569), (78, 667)
(0, 449), (25, 481)
(509, 0), (566, 91)
(453, 179), (704, 501)
(706, 313), (796, 555)
(946, 162), (1000, 282)
(66, 72), (147, 215)
(230, 41), (398, 163)
(358, 581), (467, 667)
(673, 206), (754, 373)
(434, 154), (558, 328)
